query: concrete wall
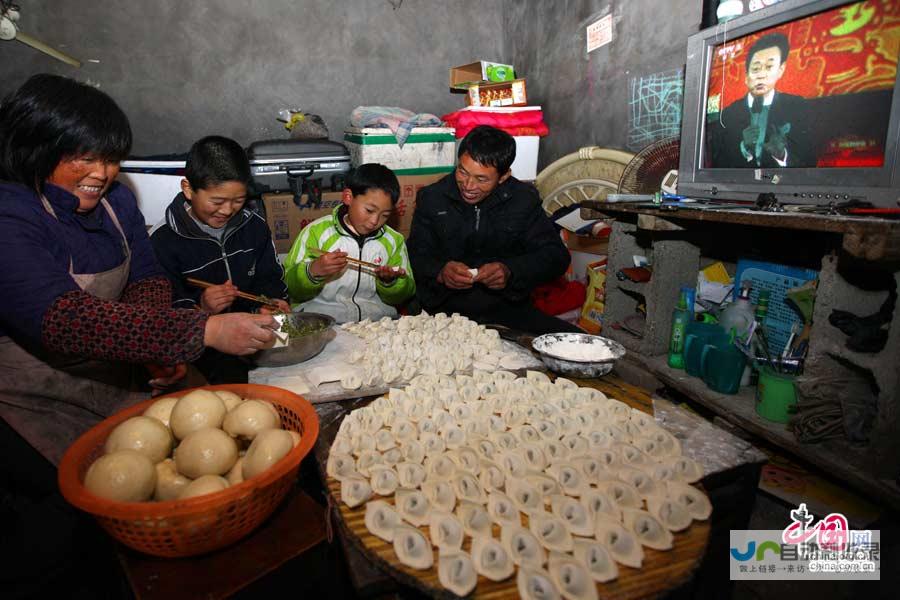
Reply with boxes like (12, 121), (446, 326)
(504, 0), (702, 169)
(0, 0), (504, 155)
(1, 0), (702, 168)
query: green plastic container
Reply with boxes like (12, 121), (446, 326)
(756, 368), (797, 423)
(684, 323), (729, 377)
(700, 344), (746, 394)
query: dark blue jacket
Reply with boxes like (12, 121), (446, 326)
(149, 194), (287, 313)
(407, 173), (570, 314)
(0, 181), (163, 345)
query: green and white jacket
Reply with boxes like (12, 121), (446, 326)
(284, 206), (415, 323)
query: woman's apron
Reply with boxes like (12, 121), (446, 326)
(0, 197), (147, 466)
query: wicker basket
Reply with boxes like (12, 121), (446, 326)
(58, 384), (319, 558)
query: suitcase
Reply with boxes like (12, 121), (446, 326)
(247, 139), (351, 207)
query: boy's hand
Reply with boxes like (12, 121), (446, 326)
(310, 251), (348, 278)
(259, 299), (291, 314)
(474, 262), (510, 290)
(375, 265), (406, 283)
(438, 261), (475, 289)
(200, 280), (238, 314)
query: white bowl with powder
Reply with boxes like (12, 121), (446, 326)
(531, 332), (626, 377)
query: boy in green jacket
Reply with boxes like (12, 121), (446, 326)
(283, 163), (415, 322)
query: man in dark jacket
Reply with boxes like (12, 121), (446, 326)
(150, 136), (289, 382)
(407, 125), (581, 335)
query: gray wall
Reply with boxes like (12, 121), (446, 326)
(505, 0), (703, 168)
(1, 0), (701, 167)
(0, 0), (504, 155)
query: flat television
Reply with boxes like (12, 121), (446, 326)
(678, 0), (900, 208)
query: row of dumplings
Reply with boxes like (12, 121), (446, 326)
(327, 370), (712, 598)
(338, 313), (524, 391)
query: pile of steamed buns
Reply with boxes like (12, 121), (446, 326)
(84, 389), (301, 502)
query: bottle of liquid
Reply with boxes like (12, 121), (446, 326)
(667, 288), (691, 369)
(720, 284), (755, 385)
(749, 290), (771, 385)
(719, 285), (755, 342)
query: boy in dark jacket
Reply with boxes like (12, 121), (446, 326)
(150, 136), (289, 383)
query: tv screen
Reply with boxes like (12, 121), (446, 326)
(705, 1), (897, 170)
(679, 0), (900, 208)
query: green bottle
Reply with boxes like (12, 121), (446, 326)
(667, 289), (691, 369)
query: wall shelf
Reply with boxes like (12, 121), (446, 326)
(595, 202), (900, 509)
(624, 353), (900, 511)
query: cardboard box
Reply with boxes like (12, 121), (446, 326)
(564, 233), (609, 255)
(467, 79), (527, 107)
(450, 61), (516, 89)
(261, 191), (343, 254)
(343, 127), (456, 171)
(388, 170), (453, 237)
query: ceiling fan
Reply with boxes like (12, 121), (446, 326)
(1, 2), (81, 67)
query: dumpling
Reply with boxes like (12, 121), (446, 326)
(526, 370), (551, 386)
(401, 440), (426, 465)
(529, 512), (574, 553)
(666, 481), (713, 520)
(369, 466), (399, 496)
(594, 517), (644, 569)
(646, 495), (693, 532)
(580, 489), (621, 523)
(479, 460), (506, 491)
(518, 443), (549, 472)
(547, 552), (598, 600)
(498, 451), (530, 480)
(487, 491), (522, 528)
(365, 500), (402, 542)
(517, 566), (562, 600)
(341, 372), (362, 390)
(546, 463), (587, 497)
(447, 447), (480, 475)
(621, 508), (674, 551)
(340, 477), (373, 509)
(421, 479), (457, 513)
(597, 480), (643, 509)
(438, 552), (477, 597)
(501, 524), (547, 568)
(395, 488), (431, 527)
(526, 474), (561, 500)
(457, 500), (493, 538)
(572, 539), (618, 583)
(617, 467), (661, 499)
(393, 420), (418, 442)
(666, 456), (704, 483)
(440, 424), (466, 449)
(425, 454), (457, 480)
(453, 472), (487, 504)
(396, 462), (427, 488)
(507, 478), (544, 514)
(471, 535), (515, 582)
(572, 456), (613, 484)
(326, 453), (357, 481)
(381, 447), (403, 467)
(392, 525), (433, 570)
(374, 429), (396, 451)
(428, 511), (464, 551)
(549, 495), (594, 537)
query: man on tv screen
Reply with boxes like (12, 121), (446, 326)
(710, 32), (813, 168)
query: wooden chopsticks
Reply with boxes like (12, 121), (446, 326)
(186, 277), (280, 308)
(309, 247), (381, 270)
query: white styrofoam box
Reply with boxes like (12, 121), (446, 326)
(511, 136), (539, 181)
(118, 160), (185, 226)
(343, 127), (456, 171)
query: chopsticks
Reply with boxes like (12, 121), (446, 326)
(309, 247), (381, 270)
(186, 277), (280, 309)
